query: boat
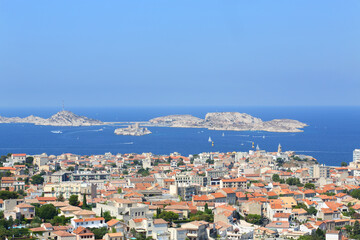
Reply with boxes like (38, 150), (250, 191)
(222, 133), (225, 137)
(208, 137), (212, 142)
(263, 135), (265, 139)
(51, 130), (62, 134)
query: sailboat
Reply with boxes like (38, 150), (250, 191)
(208, 137), (212, 142)
(222, 133), (225, 137)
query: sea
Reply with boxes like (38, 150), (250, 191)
(0, 106), (359, 167)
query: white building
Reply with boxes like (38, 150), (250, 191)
(11, 154), (26, 164)
(34, 153), (49, 167)
(152, 219), (170, 240)
(71, 217), (107, 229)
(350, 149), (360, 168)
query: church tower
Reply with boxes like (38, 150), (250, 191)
(278, 144), (282, 153)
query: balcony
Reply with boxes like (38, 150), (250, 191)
(187, 232), (198, 238)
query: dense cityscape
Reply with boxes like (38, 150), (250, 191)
(2, 1), (358, 240)
(1, 146), (360, 240)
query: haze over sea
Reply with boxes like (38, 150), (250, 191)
(0, 106), (359, 166)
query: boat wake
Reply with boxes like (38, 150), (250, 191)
(51, 130), (62, 134)
(65, 128), (104, 134)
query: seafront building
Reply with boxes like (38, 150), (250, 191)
(1, 147), (360, 240)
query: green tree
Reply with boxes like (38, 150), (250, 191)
(354, 221), (360, 236)
(304, 183), (315, 190)
(155, 208), (161, 218)
(67, 166), (75, 171)
(307, 206), (318, 216)
(204, 203), (212, 215)
(26, 156), (34, 165)
(286, 177), (302, 186)
(272, 174), (280, 182)
(158, 211), (179, 222)
(189, 210), (213, 222)
(69, 195), (80, 206)
(117, 188), (122, 194)
(31, 174), (44, 185)
(50, 215), (73, 226)
(276, 158), (285, 167)
(137, 168), (150, 177)
(315, 228), (325, 240)
(206, 159), (214, 164)
(351, 189), (360, 200)
(245, 214), (262, 225)
(30, 216), (42, 228)
(57, 193), (65, 202)
(341, 162), (348, 167)
(82, 194), (91, 210)
(90, 227), (108, 239)
(0, 190), (19, 200)
(16, 189), (26, 196)
(177, 160), (185, 167)
(103, 211), (113, 222)
(38, 204), (57, 221)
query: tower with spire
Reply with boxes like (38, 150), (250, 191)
(278, 143), (282, 153)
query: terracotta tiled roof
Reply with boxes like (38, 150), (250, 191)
(73, 217), (105, 223)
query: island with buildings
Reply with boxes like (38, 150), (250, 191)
(1, 145), (359, 240)
(114, 123), (152, 136)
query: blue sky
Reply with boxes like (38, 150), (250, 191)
(1, 0), (359, 107)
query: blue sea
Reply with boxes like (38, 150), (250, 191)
(0, 106), (359, 166)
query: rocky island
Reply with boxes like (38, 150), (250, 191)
(114, 123), (152, 136)
(148, 112), (307, 132)
(0, 111), (103, 126)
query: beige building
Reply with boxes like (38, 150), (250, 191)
(34, 153), (49, 167)
(15, 203), (35, 219)
(220, 177), (248, 189)
(43, 182), (97, 199)
(104, 233), (124, 240)
(181, 221), (209, 240)
(51, 231), (76, 240)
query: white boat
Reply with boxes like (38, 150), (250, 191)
(222, 133), (225, 137)
(263, 135), (265, 139)
(208, 137), (212, 142)
(51, 130), (62, 134)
